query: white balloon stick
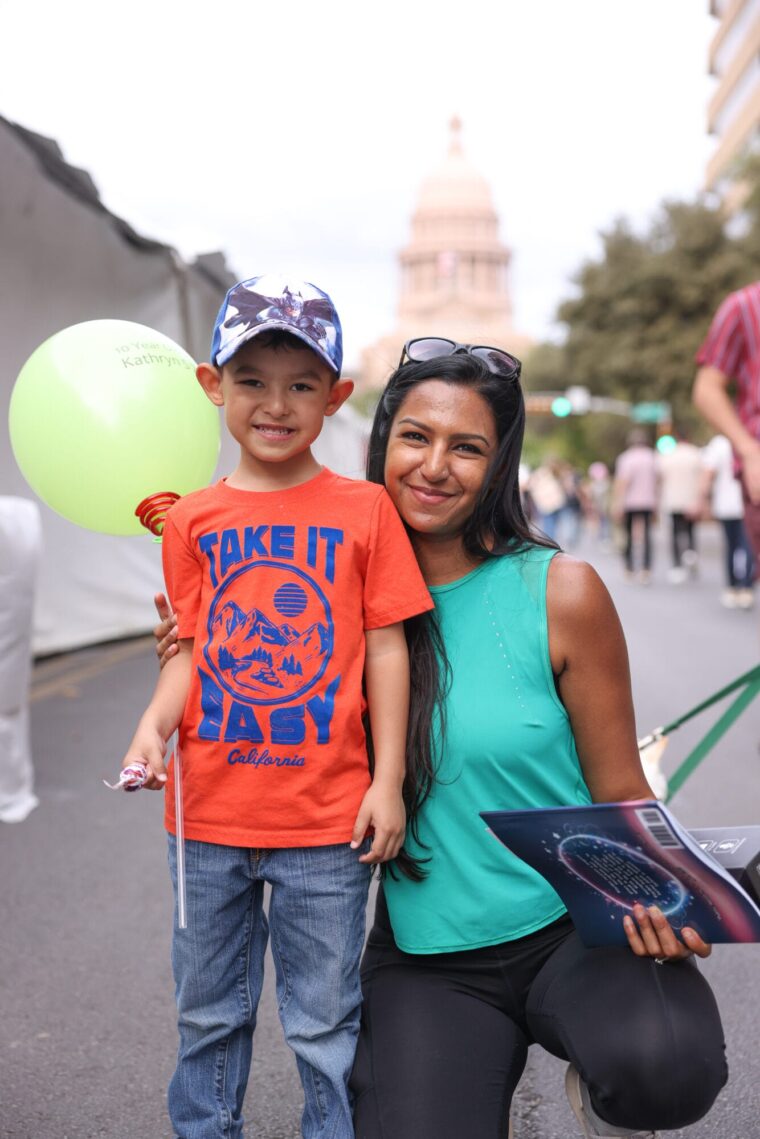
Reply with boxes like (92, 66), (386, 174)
(171, 730), (188, 930)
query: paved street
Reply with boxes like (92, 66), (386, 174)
(1, 520), (758, 1139)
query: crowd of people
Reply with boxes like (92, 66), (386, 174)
(521, 430), (756, 609)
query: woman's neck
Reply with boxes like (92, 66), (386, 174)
(411, 532), (484, 586)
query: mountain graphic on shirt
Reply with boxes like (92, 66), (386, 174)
(209, 600), (330, 698)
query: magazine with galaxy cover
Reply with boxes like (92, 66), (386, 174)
(480, 800), (760, 946)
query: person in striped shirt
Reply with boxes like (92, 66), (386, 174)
(693, 281), (760, 565)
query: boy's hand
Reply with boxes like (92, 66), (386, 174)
(122, 725), (168, 791)
(350, 781), (406, 864)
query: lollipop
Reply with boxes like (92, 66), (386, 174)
(103, 761), (149, 792)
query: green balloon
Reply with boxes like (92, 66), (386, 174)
(9, 320), (220, 535)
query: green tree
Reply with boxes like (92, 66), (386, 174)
(524, 178), (760, 466)
(558, 202), (753, 418)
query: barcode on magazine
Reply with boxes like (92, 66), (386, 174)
(636, 807), (683, 849)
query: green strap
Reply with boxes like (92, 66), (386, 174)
(665, 673), (760, 801)
(662, 663), (760, 734)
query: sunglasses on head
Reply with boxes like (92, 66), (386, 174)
(399, 337), (522, 381)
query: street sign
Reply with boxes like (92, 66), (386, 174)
(632, 401), (670, 424)
(566, 385), (591, 414)
(525, 392), (633, 418)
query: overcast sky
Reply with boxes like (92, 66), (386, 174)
(2, 0), (717, 369)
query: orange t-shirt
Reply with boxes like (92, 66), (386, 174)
(161, 469), (433, 847)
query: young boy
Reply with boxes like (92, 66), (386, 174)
(121, 275), (433, 1139)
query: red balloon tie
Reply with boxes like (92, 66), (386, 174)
(135, 491), (181, 538)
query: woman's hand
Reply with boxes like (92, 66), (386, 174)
(623, 903), (712, 962)
(154, 593), (179, 669)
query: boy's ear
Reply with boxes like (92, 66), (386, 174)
(324, 377), (354, 417)
(196, 363), (224, 406)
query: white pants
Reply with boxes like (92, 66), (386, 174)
(0, 497), (41, 822)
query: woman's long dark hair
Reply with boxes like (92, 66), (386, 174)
(367, 352), (558, 880)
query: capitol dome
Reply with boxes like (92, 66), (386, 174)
(415, 117), (495, 215)
(359, 117), (532, 389)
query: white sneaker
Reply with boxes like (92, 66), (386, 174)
(735, 588), (755, 610)
(720, 589), (739, 609)
(666, 567), (688, 584)
(565, 1065), (657, 1138)
(0, 791), (39, 823)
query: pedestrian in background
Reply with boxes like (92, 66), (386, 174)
(657, 430), (703, 584)
(701, 434), (755, 610)
(584, 461), (613, 548)
(613, 430), (659, 584)
(557, 461), (584, 549)
(519, 463), (542, 537)
(693, 280), (760, 566)
(527, 459), (567, 542)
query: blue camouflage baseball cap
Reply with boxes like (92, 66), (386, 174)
(210, 274), (343, 376)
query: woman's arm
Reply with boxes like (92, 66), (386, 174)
(547, 554), (650, 802)
(546, 554), (711, 961)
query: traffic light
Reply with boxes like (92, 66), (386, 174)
(525, 387), (591, 417)
(656, 415), (675, 454)
(656, 434), (676, 454)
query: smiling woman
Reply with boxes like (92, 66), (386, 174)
(367, 344), (535, 580)
(383, 381), (497, 551)
(350, 341), (728, 1139)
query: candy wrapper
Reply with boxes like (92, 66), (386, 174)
(103, 761), (149, 792)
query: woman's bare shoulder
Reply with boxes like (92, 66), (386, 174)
(546, 553), (622, 647)
(547, 552), (610, 608)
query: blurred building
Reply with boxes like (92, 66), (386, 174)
(360, 118), (532, 390)
(706, 0), (760, 202)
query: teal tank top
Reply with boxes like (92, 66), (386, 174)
(384, 547), (592, 953)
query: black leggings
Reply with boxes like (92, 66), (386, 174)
(671, 512), (696, 567)
(623, 509), (653, 571)
(351, 890), (727, 1139)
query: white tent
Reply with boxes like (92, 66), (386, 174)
(0, 116), (370, 655)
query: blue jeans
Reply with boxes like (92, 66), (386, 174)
(167, 836), (371, 1139)
(721, 517), (755, 587)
